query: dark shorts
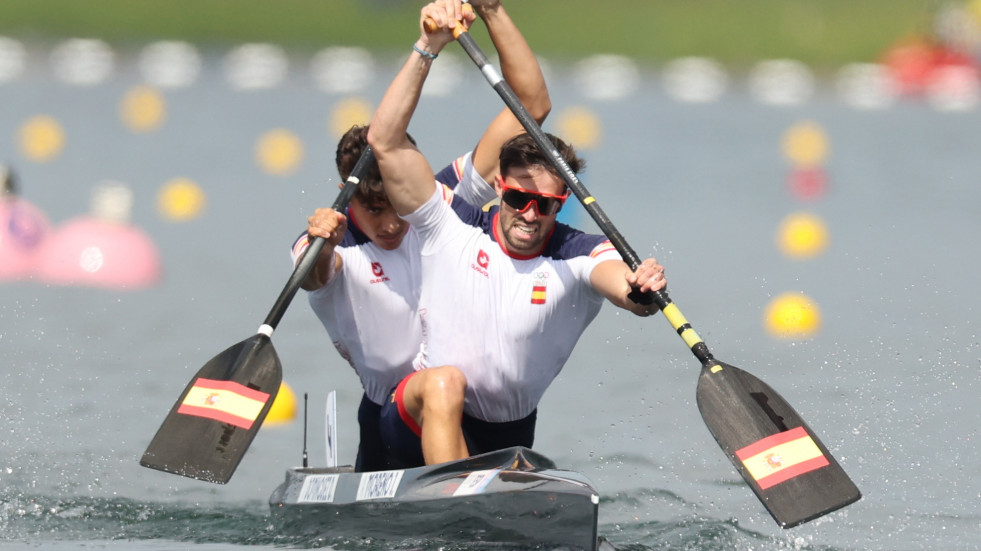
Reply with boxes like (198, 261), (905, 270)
(355, 393), (394, 472)
(378, 372), (537, 468)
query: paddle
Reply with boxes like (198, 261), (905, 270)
(434, 19), (861, 527)
(140, 147), (373, 484)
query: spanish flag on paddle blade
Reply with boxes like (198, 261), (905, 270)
(177, 378), (271, 430)
(735, 426), (830, 490)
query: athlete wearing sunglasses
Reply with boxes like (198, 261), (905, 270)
(493, 166), (569, 256)
(491, 135), (580, 257)
(499, 181), (568, 216)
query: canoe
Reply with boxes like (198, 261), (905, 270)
(268, 446), (614, 550)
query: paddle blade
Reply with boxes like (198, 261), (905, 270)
(696, 361), (861, 528)
(140, 334), (281, 484)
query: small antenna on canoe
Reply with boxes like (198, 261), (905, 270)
(302, 392), (309, 468)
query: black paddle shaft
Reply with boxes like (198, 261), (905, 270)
(450, 31), (713, 366)
(261, 147), (372, 332)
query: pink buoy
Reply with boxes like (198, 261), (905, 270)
(36, 182), (162, 289)
(787, 167), (829, 201)
(0, 165), (51, 281)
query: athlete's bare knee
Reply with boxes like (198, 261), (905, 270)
(429, 366), (466, 393)
(422, 366), (466, 411)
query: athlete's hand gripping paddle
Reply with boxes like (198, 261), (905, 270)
(140, 148), (373, 484)
(432, 16), (861, 527)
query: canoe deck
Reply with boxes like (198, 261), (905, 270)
(269, 446), (602, 549)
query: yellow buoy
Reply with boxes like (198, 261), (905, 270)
(157, 177), (206, 221)
(776, 212), (829, 259)
(329, 96), (373, 138)
(764, 292), (822, 338)
(19, 115), (65, 162)
(556, 106), (602, 150)
(265, 381), (298, 426)
(120, 85), (166, 132)
(781, 120), (828, 167)
(256, 129), (303, 175)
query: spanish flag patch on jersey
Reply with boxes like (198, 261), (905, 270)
(531, 284), (546, 304)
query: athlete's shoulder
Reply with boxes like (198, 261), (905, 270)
(449, 194), (495, 231)
(434, 154), (468, 189)
(543, 223), (615, 260)
(436, 151), (498, 208)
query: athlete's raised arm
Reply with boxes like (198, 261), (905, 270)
(368, 1), (475, 216)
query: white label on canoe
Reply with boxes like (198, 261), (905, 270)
(453, 469), (501, 496)
(356, 470), (404, 501)
(297, 474), (339, 503)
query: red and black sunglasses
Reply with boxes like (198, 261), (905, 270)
(500, 183), (569, 216)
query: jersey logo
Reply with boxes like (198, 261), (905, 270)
(370, 262), (390, 284)
(471, 249), (490, 278)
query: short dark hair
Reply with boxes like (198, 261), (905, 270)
(499, 133), (584, 186)
(335, 125), (417, 206)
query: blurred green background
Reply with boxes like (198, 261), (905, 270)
(0, 0), (936, 68)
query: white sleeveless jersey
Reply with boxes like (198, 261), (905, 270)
(404, 184), (622, 422)
(293, 152), (496, 405)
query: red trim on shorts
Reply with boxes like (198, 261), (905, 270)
(394, 372), (423, 437)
